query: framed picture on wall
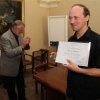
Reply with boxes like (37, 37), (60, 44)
(0, 0), (22, 36)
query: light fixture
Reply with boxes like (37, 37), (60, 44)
(38, 0), (60, 8)
(12, 0), (22, 1)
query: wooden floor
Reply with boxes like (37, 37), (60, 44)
(0, 68), (41, 100)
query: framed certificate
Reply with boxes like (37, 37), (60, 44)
(56, 41), (91, 67)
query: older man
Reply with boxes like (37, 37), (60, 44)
(0, 20), (30, 100)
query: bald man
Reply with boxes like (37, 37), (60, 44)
(63, 4), (100, 100)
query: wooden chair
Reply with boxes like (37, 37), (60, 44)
(32, 49), (53, 93)
(23, 52), (33, 73)
(32, 49), (48, 64)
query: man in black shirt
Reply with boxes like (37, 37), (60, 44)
(62, 4), (100, 100)
(50, 4), (100, 100)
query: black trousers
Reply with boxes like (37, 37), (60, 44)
(2, 67), (26, 100)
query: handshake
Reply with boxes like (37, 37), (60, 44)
(20, 36), (30, 49)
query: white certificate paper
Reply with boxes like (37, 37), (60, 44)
(56, 41), (91, 67)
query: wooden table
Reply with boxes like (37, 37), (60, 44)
(33, 65), (67, 100)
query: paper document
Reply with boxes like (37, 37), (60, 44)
(55, 41), (91, 67)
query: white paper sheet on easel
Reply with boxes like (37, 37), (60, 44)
(55, 41), (91, 67)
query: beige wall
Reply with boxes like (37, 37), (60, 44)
(23, 0), (100, 53)
(49, 0), (100, 37)
(24, 0), (49, 53)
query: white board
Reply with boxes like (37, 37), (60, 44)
(48, 15), (68, 46)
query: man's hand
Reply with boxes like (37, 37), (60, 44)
(50, 52), (57, 60)
(23, 36), (30, 44)
(62, 59), (81, 73)
(21, 36), (30, 49)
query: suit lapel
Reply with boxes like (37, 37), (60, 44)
(9, 30), (18, 47)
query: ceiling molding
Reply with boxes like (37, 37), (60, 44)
(38, 0), (60, 8)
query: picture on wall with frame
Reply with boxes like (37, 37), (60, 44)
(0, 0), (22, 36)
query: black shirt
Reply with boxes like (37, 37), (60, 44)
(11, 29), (19, 45)
(67, 27), (100, 99)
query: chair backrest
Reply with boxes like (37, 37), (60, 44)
(23, 52), (32, 72)
(40, 49), (48, 64)
(32, 49), (49, 74)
